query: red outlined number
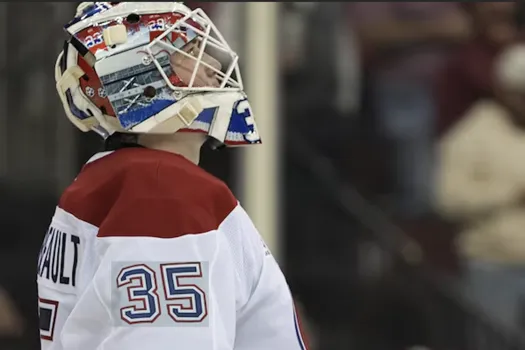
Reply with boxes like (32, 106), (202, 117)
(38, 298), (59, 341)
(160, 262), (208, 322)
(116, 262), (208, 324)
(116, 264), (161, 324)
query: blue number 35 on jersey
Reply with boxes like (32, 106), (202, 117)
(115, 262), (208, 325)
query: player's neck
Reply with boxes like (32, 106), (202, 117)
(138, 132), (206, 165)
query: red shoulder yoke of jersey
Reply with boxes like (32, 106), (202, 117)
(59, 148), (237, 239)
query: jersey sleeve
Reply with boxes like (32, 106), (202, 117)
(220, 204), (310, 350)
(60, 230), (237, 350)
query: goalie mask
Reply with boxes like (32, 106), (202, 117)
(55, 2), (261, 147)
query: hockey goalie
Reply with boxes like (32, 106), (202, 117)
(36, 2), (308, 349)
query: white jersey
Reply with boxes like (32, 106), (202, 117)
(37, 147), (308, 350)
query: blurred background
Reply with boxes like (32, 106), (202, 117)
(2, 2), (525, 350)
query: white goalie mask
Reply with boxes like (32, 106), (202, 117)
(55, 2), (261, 146)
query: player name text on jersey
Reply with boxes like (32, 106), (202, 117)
(37, 226), (80, 288)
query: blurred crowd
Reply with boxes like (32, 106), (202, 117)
(282, 1), (525, 348)
(2, 2), (525, 350)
